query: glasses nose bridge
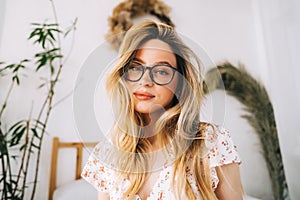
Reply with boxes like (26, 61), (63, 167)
(144, 66), (152, 73)
(141, 66), (154, 80)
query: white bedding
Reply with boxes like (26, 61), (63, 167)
(53, 179), (262, 200)
(53, 179), (97, 200)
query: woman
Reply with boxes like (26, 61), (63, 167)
(82, 20), (243, 200)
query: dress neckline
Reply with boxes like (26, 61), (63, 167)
(135, 164), (172, 200)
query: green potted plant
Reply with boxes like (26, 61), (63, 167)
(0, 1), (77, 199)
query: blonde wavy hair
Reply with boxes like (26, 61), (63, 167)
(106, 20), (218, 200)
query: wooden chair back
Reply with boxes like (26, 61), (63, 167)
(48, 137), (97, 200)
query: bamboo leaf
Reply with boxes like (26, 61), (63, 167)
(19, 144), (26, 151)
(12, 64), (25, 73)
(31, 143), (40, 150)
(0, 133), (8, 155)
(8, 121), (25, 132)
(42, 35), (47, 49)
(11, 155), (19, 161)
(9, 126), (26, 147)
(12, 75), (20, 85)
(48, 48), (60, 53)
(8, 123), (24, 135)
(28, 28), (41, 40)
(37, 82), (48, 89)
(20, 59), (30, 63)
(39, 56), (47, 70)
(48, 28), (61, 33)
(0, 64), (15, 73)
(45, 23), (59, 26)
(32, 120), (46, 128)
(31, 22), (42, 26)
(64, 17), (78, 38)
(47, 29), (56, 41)
(31, 128), (40, 139)
(6, 180), (13, 193)
(29, 23), (62, 49)
(50, 65), (55, 75)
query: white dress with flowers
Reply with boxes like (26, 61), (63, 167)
(81, 125), (241, 200)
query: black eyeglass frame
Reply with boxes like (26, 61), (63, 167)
(123, 63), (179, 86)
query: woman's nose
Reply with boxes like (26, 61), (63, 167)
(139, 69), (154, 86)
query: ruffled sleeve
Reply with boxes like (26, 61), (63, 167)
(81, 143), (112, 192)
(205, 125), (241, 189)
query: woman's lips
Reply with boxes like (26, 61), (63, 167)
(134, 92), (155, 100)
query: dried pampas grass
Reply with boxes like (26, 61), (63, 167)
(205, 62), (290, 200)
(105, 0), (174, 50)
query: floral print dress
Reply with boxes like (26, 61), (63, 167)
(81, 125), (241, 200)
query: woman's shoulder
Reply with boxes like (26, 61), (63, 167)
(81, 141), (117, 192)
(199, 122), (241, 167)
(200, 122), (230, 136)
(199, 122), (233, 142)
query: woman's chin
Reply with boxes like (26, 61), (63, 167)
(135, 103), (166, 115)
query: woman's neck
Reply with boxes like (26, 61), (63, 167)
(141, 111), (163, 151)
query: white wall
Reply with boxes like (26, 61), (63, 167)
(254, 0), (300, 199)
(0, 1), (5, 41)
(0, 0), (298, 199)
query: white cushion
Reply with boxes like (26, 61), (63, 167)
(53, 179), (97, 200)
(244, 195), (262, 200)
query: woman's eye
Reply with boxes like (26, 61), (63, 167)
(129, 66), (143, 72)
(153, 67), (171, 75)
(156, 70), (169, 75)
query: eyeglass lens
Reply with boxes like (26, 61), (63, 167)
(125, 64), (176, 85)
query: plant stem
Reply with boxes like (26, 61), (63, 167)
(0, 79), (15, 198)
(30, 61), (65, 199)
(0, 130), (14, 199)
(30, 1), (65, 198)
(63, 20), (76, 65)
(21, 88), (51, 198)
(30, 84), (54, 200)
(1, 132), (8, 200)
(12, 119), (30, 198)
(50, 0), (62, 60)
(1, 159), (7, 200)
(30, 51), (66, 200)
(0, 81), (15, 120)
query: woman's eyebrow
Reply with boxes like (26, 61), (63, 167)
(132, 57), (144, 64)
(132, 58), (173, 66)
(156, 61), (172, 66)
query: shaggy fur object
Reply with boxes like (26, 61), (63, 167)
(105, 0), (174, 50)
(204, 62), (290, 200)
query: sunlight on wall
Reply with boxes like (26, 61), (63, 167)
(0, 0), (6, 46)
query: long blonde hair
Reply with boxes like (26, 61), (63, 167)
(106, 20), (217, 200)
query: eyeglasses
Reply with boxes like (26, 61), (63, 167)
(123, 62), (179, 86)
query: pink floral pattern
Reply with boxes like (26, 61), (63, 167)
(82, 125), (241, 199)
